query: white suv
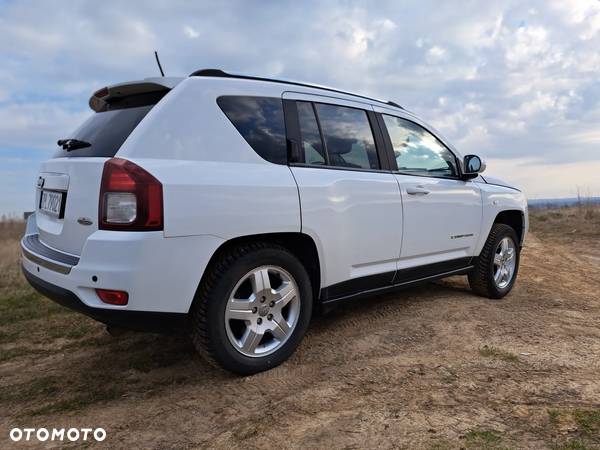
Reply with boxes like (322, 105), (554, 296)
(22, 70), (528, 374)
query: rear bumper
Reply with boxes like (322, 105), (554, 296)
(21, 213), (225, 315)
(22, 265), (186, 332)
(21, 233), (79, 274)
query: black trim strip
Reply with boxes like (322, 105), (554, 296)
(22, 267), (186, 332)
(320, 270), (395, 300)
(283, 99), (302, 163)
(311, 102), (330, 166)
(480, 176), (521, 192)
(23, 234), (79, 265)
(320, 257), (473, 304)
(289, 163), (393, 175)
(321, 265), (474, 305)
(21, 234), (79, 274)
(367, 110), (391, 171)
(375, 112), (398, 171)
(393, 257), (471, 284)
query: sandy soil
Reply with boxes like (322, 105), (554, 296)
(1, 230), (599, 449)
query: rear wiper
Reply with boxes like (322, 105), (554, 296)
(57, 138), (92, 151)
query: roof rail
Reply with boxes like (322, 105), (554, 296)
(189, 69), (404, 110)
(385, 100), (402, 108)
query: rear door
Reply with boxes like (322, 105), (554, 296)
(35, 90), (167, 256)
(375, 109), (482, 271)
(283, 93), (403, 298)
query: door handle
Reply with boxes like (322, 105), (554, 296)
(406, 186), (430, 195)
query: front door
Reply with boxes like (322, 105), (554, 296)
(377, 112), (482, 271)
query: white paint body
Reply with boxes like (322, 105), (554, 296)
(22, 76), (528, 314)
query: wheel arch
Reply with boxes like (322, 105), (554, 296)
(493, 210), (525, 246)
(195, 232), (322, 308)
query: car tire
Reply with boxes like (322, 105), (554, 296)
(189, 242), (313, 375)
(468, 223), (520, 299)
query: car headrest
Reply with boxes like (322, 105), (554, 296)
(327, 137), (355, 155)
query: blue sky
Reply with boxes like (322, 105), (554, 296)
(1, 0), (600, 215)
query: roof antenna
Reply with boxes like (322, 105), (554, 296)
(154, 51), (165, 77)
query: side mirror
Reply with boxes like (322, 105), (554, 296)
(462, 154), (486, 179)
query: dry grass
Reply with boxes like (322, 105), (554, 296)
(478, 344), (519, 362)
(529, 204), (600, 239)
(0, 221), (26, 288)
(0, 219), (26, 241)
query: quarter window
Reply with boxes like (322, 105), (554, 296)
(382, 115), (457, 177)
(314, 104), (379, 170)
(217, 96), (287, 164)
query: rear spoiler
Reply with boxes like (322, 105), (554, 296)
(88, 77), (183, 112)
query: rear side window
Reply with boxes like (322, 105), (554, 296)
(53, 91), (166, 158)
(297, 101), (326, 165)
(313, 104), (379, 170)
(217, 96), (287, 164)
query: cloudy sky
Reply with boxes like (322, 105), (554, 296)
(1, 0), (600, 215)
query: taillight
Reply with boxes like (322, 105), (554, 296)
(96, 289), (129, 305)
(93, 86), (109, 98)
(99, 158), (163, 231)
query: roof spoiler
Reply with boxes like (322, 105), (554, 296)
(88, 77), (183, 112)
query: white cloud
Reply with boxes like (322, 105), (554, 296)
(426, 45), (447, 64)
(455, 14), (504, 49)
(505, 25), (553, 67)
(183, 25), (200, 39)
(378, 18), (397, 31)
(0, 19), (65, 53)
(551, 0), (600, 39)
(0, 103), (89, 150)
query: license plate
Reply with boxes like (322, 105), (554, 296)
(40, 190), (63, 216)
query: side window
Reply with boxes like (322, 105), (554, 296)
(382, 115), (457, 177)
(297, 101), (326, 165)
(217, 96), (287, 164)
(314, 104), (379, 170)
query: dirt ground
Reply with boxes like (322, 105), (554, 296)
(1, 208), (599, 449)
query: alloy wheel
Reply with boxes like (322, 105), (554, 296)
(493, 237), (516, 289)
(224, 266), (301, 357)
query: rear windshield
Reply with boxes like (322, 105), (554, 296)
(53, 91), (166, 158)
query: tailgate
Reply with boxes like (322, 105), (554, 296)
(35, 158), (106, 256)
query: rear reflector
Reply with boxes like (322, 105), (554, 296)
(96, 289), (129, 305)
